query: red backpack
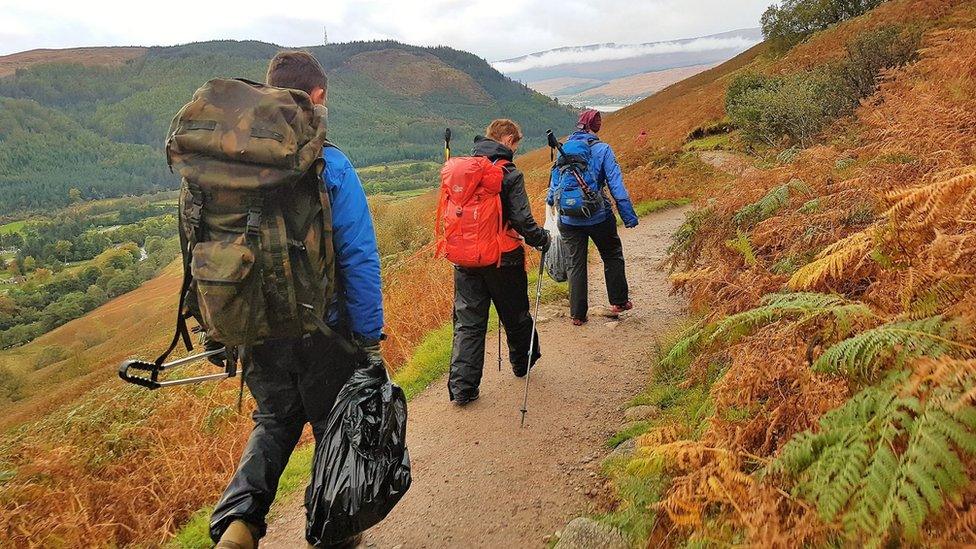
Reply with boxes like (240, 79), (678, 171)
(435, 157), (521, 268)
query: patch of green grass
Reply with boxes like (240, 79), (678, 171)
(394, 322), (456, 401)
(0, 220), (25, 235)
(168, 507), (213, 549)
(633, 198), (691, 218)
(683, 133), (732, 152)
(528, 267), (569, 304)
(608, 420), (653, 448)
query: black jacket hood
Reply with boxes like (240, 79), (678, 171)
(472, 136), (514, 162)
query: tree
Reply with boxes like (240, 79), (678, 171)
(32, 268), (52, 284)
(68, 187), (82, 203)
(22, 256), (36, 273)
(54, 240), (72, 264)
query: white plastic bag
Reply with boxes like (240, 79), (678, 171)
(544, 207), (570, 283)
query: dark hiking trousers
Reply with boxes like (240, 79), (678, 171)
(559, 214), (630, 320)
(449, 263), (541, 400)
(209, 330), (358, 543)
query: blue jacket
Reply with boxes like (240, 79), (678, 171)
(546, 131), (639, 228)
(323, 145), (384, 342)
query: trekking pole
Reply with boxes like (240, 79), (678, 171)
(498, 321), (503, 372)
(520, 251), (546, 428)
(444, 128), (452, 161)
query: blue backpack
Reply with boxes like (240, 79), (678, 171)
(554, 138), (603, 218)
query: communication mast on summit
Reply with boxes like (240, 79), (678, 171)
(323, 27), (329, 45)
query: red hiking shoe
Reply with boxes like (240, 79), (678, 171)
(610, 301), (634, 314)
(572, 317), (587, 326)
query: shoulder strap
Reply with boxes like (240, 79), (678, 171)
(155, 184), (202, 366)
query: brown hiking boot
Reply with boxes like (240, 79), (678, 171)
(215, 520), (259, 549)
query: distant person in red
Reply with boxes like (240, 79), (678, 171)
(636, 130), (648, 148)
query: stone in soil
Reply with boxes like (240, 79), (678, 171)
(553, 517), (629, 549)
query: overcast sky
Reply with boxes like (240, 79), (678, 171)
(0, 0), (771, 60)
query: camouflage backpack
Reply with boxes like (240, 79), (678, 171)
(159, 78), (336, 359)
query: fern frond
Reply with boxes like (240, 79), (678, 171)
(733, 178), (811, 228)
(710, 292), (874, 344)
(788, 229), (875, 290)
(772, 370), (976, 545)
(725, 230), (757, 266)
(886, 168), (976, 230)
(902, 275), (972, 319)
(813, 316), (973, 378)
(660, 293), (874, 370)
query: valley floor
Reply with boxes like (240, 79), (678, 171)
(261, 206), (689, 548)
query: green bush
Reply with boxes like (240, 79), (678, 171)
(0, 365), (25, 402)
(762, 0), (887, 52)
(34, 345), (68, 370)
(730, 68), (849, 146)
(728, 26), (920, 147)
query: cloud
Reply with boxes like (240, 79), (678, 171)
(492, 35), (760, 74)
(0, 0), (771, 60)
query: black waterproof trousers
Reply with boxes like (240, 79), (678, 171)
(209, 330), (357, 543)
(559, 214), (630, 320)
(448, 262), (541, 400)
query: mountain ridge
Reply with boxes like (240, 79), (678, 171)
(0, 39), (577, 217)
(493, 28), (761, 109)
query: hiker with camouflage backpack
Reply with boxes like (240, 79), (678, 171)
(165, 51), (383, 549)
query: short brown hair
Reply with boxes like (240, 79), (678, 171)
(486, 119), (523, 144)
(266, 51), (327, 95)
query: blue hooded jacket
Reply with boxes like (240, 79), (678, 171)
(322, 145), (384, 342)
(546, 131), (639, 228)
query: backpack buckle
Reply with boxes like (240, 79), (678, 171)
(187, 201), (203, 228)
(246, 209), (262, 237)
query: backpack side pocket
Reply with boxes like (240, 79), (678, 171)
(191, 241), (262, 346)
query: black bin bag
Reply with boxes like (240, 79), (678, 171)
(305, 363), (411, 546)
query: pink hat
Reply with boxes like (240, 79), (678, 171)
(577, 109), (602, 133)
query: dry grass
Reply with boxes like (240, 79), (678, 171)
(637, 2), (976, 545)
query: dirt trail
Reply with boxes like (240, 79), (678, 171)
(262, 206), (689, 548)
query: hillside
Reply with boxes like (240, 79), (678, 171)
(0, 40), (576, 217)
(0, 47), (146, 78)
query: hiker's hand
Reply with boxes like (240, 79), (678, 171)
(357, 337), (385, 370)
(537, 230), (552, 253)
(203, 334), (232, 367)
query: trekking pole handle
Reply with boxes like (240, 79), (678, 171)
(546, 130), (566, 157)
(444, 128), (452, 161)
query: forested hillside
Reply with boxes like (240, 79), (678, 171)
(0, 40), (576, 216)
